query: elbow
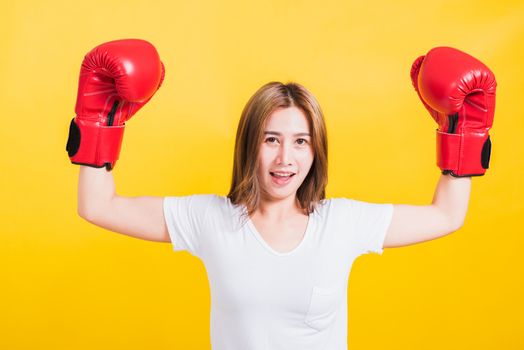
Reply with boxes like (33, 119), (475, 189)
(77, 201), (89, 220)
(449, 219), (464, 233)
(77, 207), (92, 223)
(77, 197), (108, 224)
(77, 203), (98, 223)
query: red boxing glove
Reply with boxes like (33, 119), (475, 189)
(410, 47), (496, 177)
(66, 39), (165, 170)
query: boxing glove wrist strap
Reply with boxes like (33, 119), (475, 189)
(67, 118), (125, 169)
(436, 130), (491, 177)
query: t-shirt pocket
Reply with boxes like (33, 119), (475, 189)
(304, 285), (341, 331)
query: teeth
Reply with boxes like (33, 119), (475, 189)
(272, 172), (293, 177)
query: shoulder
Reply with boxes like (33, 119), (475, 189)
(163, 194), (243, 225)
(314, 197), (390, 219)
(314, 197), (352, 212)
(311, 197), (350, 222)
(163, 194), (227, 216)
(181, 194), (244, 218)
(321, 197), (386, 209)
(164, 193), (217, 206)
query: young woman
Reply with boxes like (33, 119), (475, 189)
(68, 39), (496, 349)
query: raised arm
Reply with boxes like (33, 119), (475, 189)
(67, 39), (169, 242)
(384, 174), (470, 248)
(78, 166), (169, 242)
(383, 47), (496, 249)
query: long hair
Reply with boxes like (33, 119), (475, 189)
(227, 81), (328, 222)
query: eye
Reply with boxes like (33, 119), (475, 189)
(265, 137), (278, 144)
(296, 138), (309, 145)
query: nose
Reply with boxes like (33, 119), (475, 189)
(276, 142), (292, 165)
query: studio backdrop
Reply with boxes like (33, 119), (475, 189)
(1, 0), (523, 349)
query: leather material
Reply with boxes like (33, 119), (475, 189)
(410, 47), (497, 177)
(66, 38), (165, 170)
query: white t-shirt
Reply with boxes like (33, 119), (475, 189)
(163, 194), (393, 350)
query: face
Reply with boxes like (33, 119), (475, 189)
(256, 106), (315, 202)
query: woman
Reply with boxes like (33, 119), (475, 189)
(69, 39), (495, 349)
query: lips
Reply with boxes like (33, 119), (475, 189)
(270, 172), (294, 185)
(270, 172), (295, 178)
(269, 171), (296, 176)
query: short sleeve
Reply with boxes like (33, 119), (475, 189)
(346, 199), (394, 255)
(163, 194), (215, 257)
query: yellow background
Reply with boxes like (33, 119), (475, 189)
(2, 0), (523, 349)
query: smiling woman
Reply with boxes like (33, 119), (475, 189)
(227, 82), (329, 221)
(75, 77), (394, 349)
(160, 82), (396, 350)
(73, 44), (494, 349)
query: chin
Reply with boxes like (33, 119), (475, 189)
(266, 188), (298, 200)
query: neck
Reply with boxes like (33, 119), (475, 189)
(253, 195), (306, 222)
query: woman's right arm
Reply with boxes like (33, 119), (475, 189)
(78, 166), (170, 243)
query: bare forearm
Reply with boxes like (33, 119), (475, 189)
(431, 173), (471, 228)
(78, 166), (116, 218)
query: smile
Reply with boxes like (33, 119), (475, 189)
(270, 172), (295, 185)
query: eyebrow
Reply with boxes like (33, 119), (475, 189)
(264, 131), (311, 137)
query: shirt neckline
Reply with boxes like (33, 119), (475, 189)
(246, 211), (315, 257)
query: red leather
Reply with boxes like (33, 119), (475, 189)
(67, 39), (165, 170)
(410, 47), (497, 177)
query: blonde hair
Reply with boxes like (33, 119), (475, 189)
(227, 81), (328, 221)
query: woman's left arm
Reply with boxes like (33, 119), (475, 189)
(384, 46), (496, 249)
(383, 174), (471, 248)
